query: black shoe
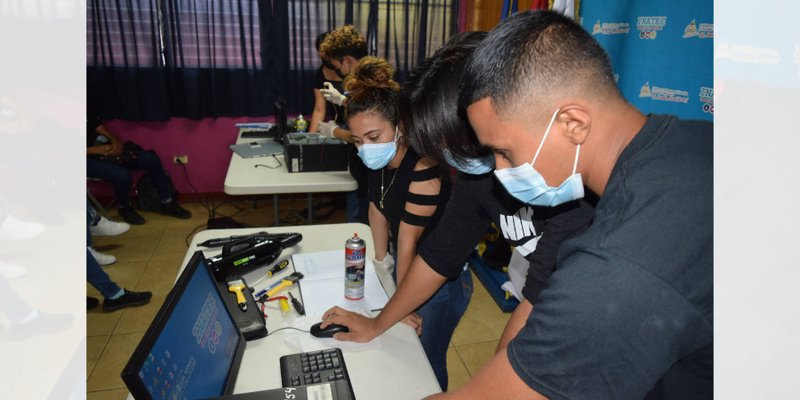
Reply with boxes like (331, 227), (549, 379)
(118, 206), (145, 225)
(103, 290), (152, 312)
(160, 201), (192, 219)
(87, 296), (100, 310)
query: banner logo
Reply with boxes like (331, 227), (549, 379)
(639, 81), (689, 103)
(637, 16), (667, 40)
(592, 19), (630, 35)
(683, 19), (713, 39)
(699, 86), (714, 114)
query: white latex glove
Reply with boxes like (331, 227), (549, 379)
(373, 254), (395, 276)
(321, 82), (347, 106)
(318, 120), (338, 138)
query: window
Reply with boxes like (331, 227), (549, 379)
(87, 0), (161, 67)
(87, 0), (261, 68)
(286, 0), (456, 73)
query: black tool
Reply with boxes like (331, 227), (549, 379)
(288, 292), (305, 316)
(199, 232), (268, 248)
(199, 232), (303, 249)
(206, 238), (282, 281)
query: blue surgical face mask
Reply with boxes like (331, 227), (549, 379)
(493, 109), (584, 207)
(442, 148), (495, 175)
(357, 127), (399, 170)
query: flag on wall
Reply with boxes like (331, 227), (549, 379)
(581, 0), (713, 120)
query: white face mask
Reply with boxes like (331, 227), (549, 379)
(356, 126), (399, 170)
(442, 148), (495, 175)
(493, 108), (584, 206)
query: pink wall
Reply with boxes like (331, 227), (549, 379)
(101, 116), (274, 195)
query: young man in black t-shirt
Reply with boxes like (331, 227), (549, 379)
(429, 11), (713, 399)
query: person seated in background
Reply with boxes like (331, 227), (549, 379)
(334, 56), (470, 391)
(86, 247), (152, 312)
(86, 115), (191, 225)
(315, 25), (371, 224)
(87, 203), (129, 266)
(85, 203), (151, 311)
(308, 31), (345, 134)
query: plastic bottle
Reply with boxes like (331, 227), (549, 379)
(295, 114), (308, 133)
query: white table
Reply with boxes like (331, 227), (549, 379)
(224, 132), (357, 224)
(183, 224), (441, 399)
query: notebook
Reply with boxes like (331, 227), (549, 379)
(229, 140), (284, 159)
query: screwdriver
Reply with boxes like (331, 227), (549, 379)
(288, 292), (305, 316)
(250, 259), (290, 288)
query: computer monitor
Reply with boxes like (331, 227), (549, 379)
(121, 251), (246, 400)
(274, 98), (288, 144)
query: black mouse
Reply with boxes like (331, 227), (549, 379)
(310, 322), (349, 338)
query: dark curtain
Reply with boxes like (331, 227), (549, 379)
(284, 0), (459, 116)
(87, 0), (170, 120)
(87, 0), (456, 120)
(161, 0), (280, 118)
(87, 0), (289, 120)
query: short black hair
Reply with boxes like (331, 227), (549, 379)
(315, 32), (329, 52)
(401, 31), (490, 170)
(460, 10), (618, 117)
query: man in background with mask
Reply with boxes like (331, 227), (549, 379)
(315, 25), (370, 224)
(426, 10), (712, 399)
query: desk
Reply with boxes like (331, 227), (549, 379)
(224, 132), (357, 224)
(184, 224), (440, 399)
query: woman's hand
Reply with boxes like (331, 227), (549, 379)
(400, 312), (423, 336)
(321, 306), (381, 342)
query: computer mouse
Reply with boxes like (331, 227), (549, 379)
(310, 322), (349, 338)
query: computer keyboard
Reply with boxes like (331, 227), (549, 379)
(280, 348), (354, 398)
(241, 128), (276, 138)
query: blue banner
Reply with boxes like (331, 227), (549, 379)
(580, 1), (713, 121)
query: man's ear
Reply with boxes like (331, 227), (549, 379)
(556, 105), (591, 145)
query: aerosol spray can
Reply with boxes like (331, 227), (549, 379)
(344, 233), (366, 300)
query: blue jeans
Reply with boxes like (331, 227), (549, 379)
(416, 266), (473, 391)
(86, 248), (121, 299)
(86, 149), (171, 207)
(345, 191), (369, 224)
(86, 204), (121, 299)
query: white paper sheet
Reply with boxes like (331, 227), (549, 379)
(292, 250), (390, 317)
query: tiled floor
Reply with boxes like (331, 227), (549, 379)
(86, 196), (511, 399)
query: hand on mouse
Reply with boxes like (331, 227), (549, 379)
(321, 306), (379, 342)
(400, 312), (422, 336)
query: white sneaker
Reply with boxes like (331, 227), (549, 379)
(0, 260), (27, 279)
(90, 216), (131, 237)
(0, 215), (45, 241)
(88, 247), (117, 266)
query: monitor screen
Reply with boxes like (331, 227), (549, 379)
(122, 251), (246, 400)
(274, 98), (288, 144)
